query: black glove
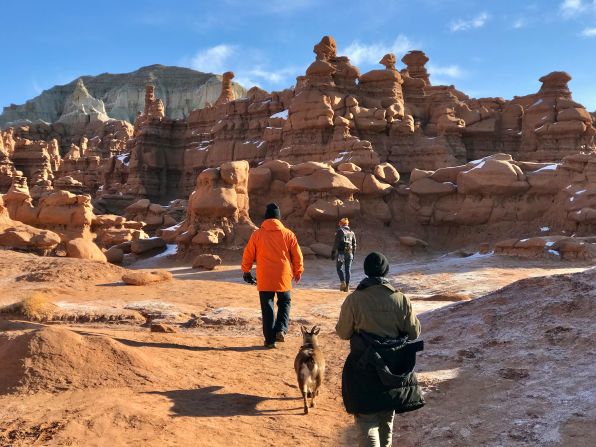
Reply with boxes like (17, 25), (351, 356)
(243, 272), (257, 285)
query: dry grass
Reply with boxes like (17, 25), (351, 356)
(0, 292), (58, 321)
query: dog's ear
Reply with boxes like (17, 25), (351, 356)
(312, 326), (320, 335)
(301, 325), (307, 335)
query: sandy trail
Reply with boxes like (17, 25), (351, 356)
(0, 249), (593, 446)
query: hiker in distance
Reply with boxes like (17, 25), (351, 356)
(242, 203), (304, 348)
(331, 217), (356, 292)
(336, 252), (424, 447)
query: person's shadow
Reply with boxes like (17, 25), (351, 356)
(148, 386), (302, 417)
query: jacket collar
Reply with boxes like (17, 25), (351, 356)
(261, 218), (285, 231)
(356, 276), (395, 292)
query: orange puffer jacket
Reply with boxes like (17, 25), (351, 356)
(241, 219), (304, 292)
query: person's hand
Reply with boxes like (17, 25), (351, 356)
(294, 273), (302, 284)
(243, 272), (257, 285)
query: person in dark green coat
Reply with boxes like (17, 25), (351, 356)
(336, 252), (424, 447)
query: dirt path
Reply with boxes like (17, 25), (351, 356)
(0, 250), (593, 446)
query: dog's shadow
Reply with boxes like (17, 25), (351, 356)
(148, 386), (302, 417)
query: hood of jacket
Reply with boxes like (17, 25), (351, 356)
(261, 218), (285, 231)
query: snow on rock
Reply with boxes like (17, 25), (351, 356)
(270, 109), (288, 119)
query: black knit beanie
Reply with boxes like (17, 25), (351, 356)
(363, 252), (390, 277)
(264, 203), (281, 220)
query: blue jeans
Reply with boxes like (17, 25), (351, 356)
(336, 252), (353, 285)
(259, 291), (291, 344)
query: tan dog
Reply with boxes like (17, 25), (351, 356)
(294, 325), (325, 414)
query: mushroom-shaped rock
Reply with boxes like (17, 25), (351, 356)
(287, 170), (358, 195)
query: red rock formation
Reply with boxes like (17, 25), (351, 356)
(214, 72), (236, 105)
(164, 160), (256, 255)
(390, 152), (596, 247)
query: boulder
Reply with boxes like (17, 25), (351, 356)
(191, 229), (225, 245)
(374, 163), (400, 184)
(260, 160), (291, 182)
(105, 247), (124, 264)
(131, 237), (166, 254)
(457, 159), (529, 195)
(287, 170), (358, 195)
(410, 178), (457, 196)
(399, 236), (429, 248)
(150, 323), (177, 333)
(310, 242), (333, 258)
(122, 269), (173, 286)
(248, 167), (272, 191)
(362, 174), (392, 196)
(65, 238), (107, 262)
(337, 162), (361, 173)
(192, 254), (222, 270)
(300, 246), (316, 257)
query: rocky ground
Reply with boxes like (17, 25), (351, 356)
(0, 248), (593, 446)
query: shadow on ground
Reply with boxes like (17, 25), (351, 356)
(148, 385), (302, 417)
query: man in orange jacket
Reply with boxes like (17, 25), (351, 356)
(242, 203), (304, 348)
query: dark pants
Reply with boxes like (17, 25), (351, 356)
(259, 291), (291, 344)
(336, 253), (353, 285)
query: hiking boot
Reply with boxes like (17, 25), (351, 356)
(340, 281), (346, 292)
(264, 342), (276, 349)
(345, 283), (350, 293)
(275, 331), (286, 342)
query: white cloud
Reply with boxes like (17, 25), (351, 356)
(427, 64), (465, 79)
(560, 0), (596, 17)
(189, 44), (236, 74)
(342, 35), (418, 66)
(184, 44), (300, 90)
(513, 18), (526, 29)
(581, 26), (596, 36)
(560, 0), (585, 17)
(450, 12), (490, 32)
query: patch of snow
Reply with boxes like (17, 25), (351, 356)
(540, 226), (550, 232)
(548, 249), (560, 256)
(162, 222), (182, 232)
(535, 164), (557, 172)
(257, 141), (265, 148)
(545, 241), (555, 247)
(153, 244), (177, 258)
(575, 189), (587, 195)
(570, 197), (575, 202)
(520, 238), (529, 243)
(468, 160), (486, 171)
(270, 109), (289, 119)
(531, 99), (544, 107)
(116, 153), (130, 166)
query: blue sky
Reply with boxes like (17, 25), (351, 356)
(2, 0), (595, 110)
